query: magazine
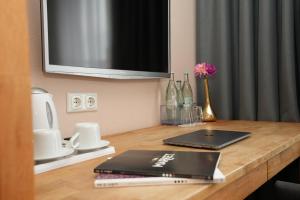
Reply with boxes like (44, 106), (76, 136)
(94, 168), (225, 188)
(94, 150), (221, 179)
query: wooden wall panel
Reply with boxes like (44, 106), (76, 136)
(0, 0), (34, 199)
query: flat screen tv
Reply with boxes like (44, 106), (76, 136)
(41, 0), (170, 79)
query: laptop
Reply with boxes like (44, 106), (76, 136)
(163, 130), (250, 150)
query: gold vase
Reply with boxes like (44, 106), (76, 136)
(202, 77), (216, 122)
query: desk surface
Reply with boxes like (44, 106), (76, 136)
(35, 121), (300, 200)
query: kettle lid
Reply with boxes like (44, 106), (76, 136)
(32, 87), (48, 94)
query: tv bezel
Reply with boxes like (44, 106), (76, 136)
(41, 0), (171, 79)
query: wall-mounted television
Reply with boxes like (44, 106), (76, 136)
(41, 0), (170, 79)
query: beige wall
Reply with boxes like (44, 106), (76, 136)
(161, 0), (197, 104)
(28, 0), (196, 137)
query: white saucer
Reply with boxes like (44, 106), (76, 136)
(34, 147), (75, 162)
(75, 140), (110, 151)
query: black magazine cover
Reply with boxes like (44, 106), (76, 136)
(94, 150), (220, 179)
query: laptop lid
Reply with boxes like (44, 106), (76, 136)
(163, 130), (250, 150)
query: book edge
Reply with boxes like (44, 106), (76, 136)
(94, 168), (225, 188)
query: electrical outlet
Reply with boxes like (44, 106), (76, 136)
(67, 93), (84, 112)
(67, 93), (97, 112)
(72, 96), (82, 109)
(85, 93), (97, 110)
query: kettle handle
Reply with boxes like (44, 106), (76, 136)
(45, 101), (53, 129)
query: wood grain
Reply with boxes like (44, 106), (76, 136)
(0, 0), (34, 199)
(267, 141), (300, 179)
(201, 163), (267, 200)
(35, 121), (300, 200)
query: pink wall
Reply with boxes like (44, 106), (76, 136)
(28, 0), (196, 137)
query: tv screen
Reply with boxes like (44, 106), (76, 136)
(42, 0), (170, 79)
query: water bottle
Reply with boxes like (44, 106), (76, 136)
(182, 72), (193, 107)
(166, 73), (178, 122)
(176, 80), (184, 108)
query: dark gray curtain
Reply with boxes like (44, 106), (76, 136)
(196, 0), (300, 122)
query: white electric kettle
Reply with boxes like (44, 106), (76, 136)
(31, 87), (59, 130)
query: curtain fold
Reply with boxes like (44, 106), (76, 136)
(196, 0), (300, 122)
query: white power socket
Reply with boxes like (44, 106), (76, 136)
(67, 93), (98, 112)
(85, 93), (97, 110)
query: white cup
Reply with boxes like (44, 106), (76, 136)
(33, 129), (63, 158)
(73, 122), (101, 148)
(34, 129), (80, 159)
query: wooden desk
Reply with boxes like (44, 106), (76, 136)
(35, 121), (300, 200)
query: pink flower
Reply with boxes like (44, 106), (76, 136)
(194, 63), (208, 77)
(194, 62), (217, 78)
(206, 63), (217, 76)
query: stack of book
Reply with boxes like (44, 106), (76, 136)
(93, 150), (225, 188)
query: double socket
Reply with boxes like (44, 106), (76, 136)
(67, 93), (98, 112)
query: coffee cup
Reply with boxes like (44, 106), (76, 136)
(33, 129), (80, 159)
(72, 122), (101, 149)
(33, 129), (63, 159)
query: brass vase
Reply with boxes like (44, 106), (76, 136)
(202, 77), (216, 122)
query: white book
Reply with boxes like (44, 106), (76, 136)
(94, 168), (225, 188)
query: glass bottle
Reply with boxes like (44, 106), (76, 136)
(176, 80), (184, 108)
(166, 73), (178, 122)
(182, 72), (193, 107)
